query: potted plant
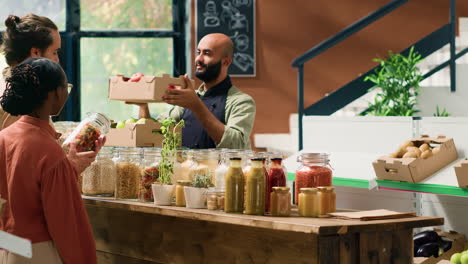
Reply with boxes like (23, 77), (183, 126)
(364, 46), (424, 116)
(152, 117), (184, 206)
(184, 172), (214, 209)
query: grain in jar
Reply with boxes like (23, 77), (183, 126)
(191, 150), (219, 184)
(295, 153), (332, 204)
(114, 148), (141, 200)
(173, 150), (197, 183)
(298, 188), (319, 217)
(317, 186), (336, 216)
(269, 187), (291, 217)
(139, 149), (161, 202)
(81, 147), (116, 196)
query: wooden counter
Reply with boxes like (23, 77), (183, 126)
(84, 197), (443, 264)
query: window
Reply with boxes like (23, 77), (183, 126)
(0, 0), (187, 121)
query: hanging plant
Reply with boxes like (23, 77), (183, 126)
(157, 117), (184, 185)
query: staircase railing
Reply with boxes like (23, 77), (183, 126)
(292, 0), (468, 150)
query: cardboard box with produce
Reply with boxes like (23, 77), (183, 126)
(453, 160), (468, 188)
(105, 118), (181, 148)
(373, 135), (458, 183)
(108, 73), (194, 102)
(413, 229), (467, 264)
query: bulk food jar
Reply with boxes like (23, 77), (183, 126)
(81, 147), (116, 197)
(114, 148), (141, 200)
(190, 150), (219, 185)
(138, 149), (161, 202)
(215, 151), (238, 191)
(270, 187), (291, 217)
(317, 186), (336, 216)
(298, 188), (319, 217)
(295, 153), (332, 204)
(63, 112), (110, 152)
(244, 158), (267, 215)
(173, 150), (197, 183)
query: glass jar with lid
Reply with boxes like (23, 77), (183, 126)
(270, 187), (291, 217)
(190, 150), (218, 184)
(295, 153), (332, 204)
(138, 148), (162, 202)
(114, 148), (141, 200)
(317, 186), (336, 216)
(175, 180), (192, 207)
(206, 188), (225, 210)
(63, 112), (110, 152)
(215, 150), (239, 191)
(174, 150), (197, 182)
(298, 187), (319, 217)
(82, 147), (116, 197)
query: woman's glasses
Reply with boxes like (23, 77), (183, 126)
(67, 83), (73, 94)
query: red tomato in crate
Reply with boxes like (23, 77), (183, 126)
(129, 72), (144, 82)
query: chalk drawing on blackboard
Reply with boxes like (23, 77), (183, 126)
(233, 53), (254, 72)
(230, 31), (249, 52)
(232, 0), (252, 7)
(221, 1), (239, 23)
(203, 0), (220, 27)
(230, 12), (248, 31)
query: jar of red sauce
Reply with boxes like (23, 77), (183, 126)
(295, 153), (332, 204)
(266, 157), (286, 212)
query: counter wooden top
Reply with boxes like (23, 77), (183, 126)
(83, 196), (443, 236)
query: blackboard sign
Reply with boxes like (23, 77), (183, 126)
(196, 0), (256, 77)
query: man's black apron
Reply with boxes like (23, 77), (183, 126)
(181, 76), (232, 149)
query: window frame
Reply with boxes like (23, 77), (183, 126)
(60, 0), (187, 121)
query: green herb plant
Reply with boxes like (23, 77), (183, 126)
(433, 105), (451, 117)
(191, 172), (214, 188)
(157, 117), (185, 185)
(364, 46), (424, 116)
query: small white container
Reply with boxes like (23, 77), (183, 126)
(152, 184), (175, 206)
(184, 186), (208, 209)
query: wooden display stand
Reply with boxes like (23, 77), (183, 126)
(84, 197), (443, 264)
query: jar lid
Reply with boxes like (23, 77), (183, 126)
(230, 157), (242, 161)
(177, 180), (192, 186)
(272, 187), (290, 192)
(300, 187), (318, 193)
(297, 153), (330, 163)
(317, 186), (334, 191)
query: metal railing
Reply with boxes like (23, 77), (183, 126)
(292, 0), (466, 150)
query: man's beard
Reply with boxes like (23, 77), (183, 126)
(195, 60), (222, 83)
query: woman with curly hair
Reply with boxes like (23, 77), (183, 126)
(0, 57), (97, 264)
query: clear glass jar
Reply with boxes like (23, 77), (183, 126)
(138, 149), (161, 202)
(266, 157), (286, 212)
(114, 148), (141, 200)
(191, 150), (219, 184)
(298, 187), (319, 217)
(224, 157), (244, 213)
(175, 180), (192, 207)
(174, 150), (197, 182)
(81, 147), (116, 197)
(270, 187), (291, 217)
(295, 153), (332, 204)
(206, 188), (225, 210)
(63, 112), (110, 152)
(215, 151), (238, 191)
(244, 158), (266, 215)
(317, 186), (336, 216)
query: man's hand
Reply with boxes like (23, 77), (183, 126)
(162, 74), (202, 111)
(67, 135), (106, 174)
(125, 102), (150, 119)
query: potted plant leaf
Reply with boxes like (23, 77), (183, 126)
(152, 117), (184, 206)
(364, 46), (424, 116)
(184, 172), (214, 209)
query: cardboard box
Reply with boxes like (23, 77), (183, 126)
(105, 119), (181, 148)
(418, 229), (467, 264)
(454, 160), (468, 188)
(373, 135), (458, 183)
(108, 74), (194, 102)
